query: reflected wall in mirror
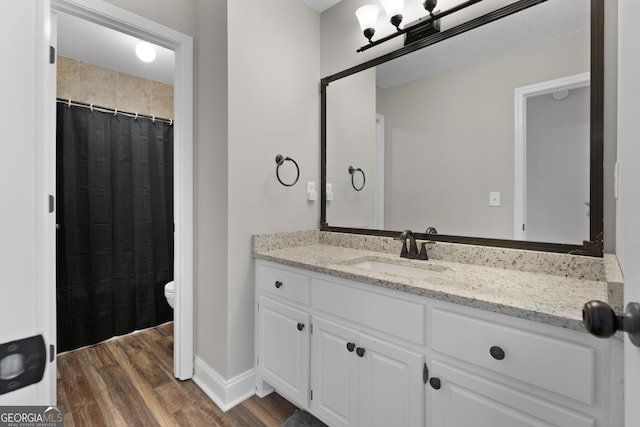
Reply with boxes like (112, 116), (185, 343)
(322, 0), (602, 254)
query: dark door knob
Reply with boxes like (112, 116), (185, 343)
(356, 347), (365, 357)
(346, 342), (356, 352)
(583, 300), (640, 346)
(275, 281), (283, 288)
(490, 346), (505, 360)
(297, 323), (305, 331)
(429, 377), (441, 390)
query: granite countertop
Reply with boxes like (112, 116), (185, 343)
(254, 231), (614, 333)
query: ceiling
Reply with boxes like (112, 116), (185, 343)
(56, 12), (175, 84)
(302, 0), (343, 12)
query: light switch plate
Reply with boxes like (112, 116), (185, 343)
(307, 182), (317, 201)
(489, 192), (501, 207)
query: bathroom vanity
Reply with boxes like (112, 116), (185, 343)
(254, 231), (623, 427)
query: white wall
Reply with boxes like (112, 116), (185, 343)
(227, 0), (320, 377)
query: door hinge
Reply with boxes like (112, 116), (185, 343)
(522, 223), (526, 231)
(310, 389), (313, 401)
(310, 323), (313, 334)
(48, 195), (54, 213)
(49, 46), (56, 64)
(49, 344), (55, 363)
(423, 362), (429, 384)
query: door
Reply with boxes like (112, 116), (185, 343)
(258, 297), (310, 407)
(358, 333), (424, 427)
(617, 1), (640, 424)
(310, 316), (359, 427)
(0, 0), (56, 405)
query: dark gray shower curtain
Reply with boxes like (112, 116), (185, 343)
(56, 103), (174, 353)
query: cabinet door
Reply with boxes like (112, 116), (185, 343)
(258, 297), (310, 407)
(310, 316), (359, 427)
(428, 360), (595, 427)
(358, 333), (425, 427)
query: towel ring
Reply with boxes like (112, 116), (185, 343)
(275, 154), (300, 187)
(348, 166), (366, 191)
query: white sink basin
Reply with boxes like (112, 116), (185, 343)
(349, 259), (446, 280)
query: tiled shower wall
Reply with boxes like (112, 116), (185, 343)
(56, 56), (174, 120)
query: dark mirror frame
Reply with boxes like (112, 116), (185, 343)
(320, 0), (604, 257)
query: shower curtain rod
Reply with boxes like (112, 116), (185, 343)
(57, 98), (174, 125)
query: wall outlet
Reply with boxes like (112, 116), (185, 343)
(489, 191), (501, 207)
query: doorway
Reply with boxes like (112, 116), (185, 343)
(514, 73), (590, 244)
(51, 0), (194, 380)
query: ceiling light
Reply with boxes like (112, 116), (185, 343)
(135, 41), (156, 63)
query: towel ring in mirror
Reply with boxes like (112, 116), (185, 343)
(275, 154), (300, 187)
(348, 166), (366, 191)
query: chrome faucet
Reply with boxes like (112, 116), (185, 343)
(398, 229), (428, 260)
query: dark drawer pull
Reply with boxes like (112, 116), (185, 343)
(346, 342), (355, 352)
(490, 346), (505, 360)
(297, 323), (305, 331)
(275, 281), (283, 289)
(356, 347), (365, 357)
(429, 377), (441, 390)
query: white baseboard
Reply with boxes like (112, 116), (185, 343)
(192, 357), (256, 412)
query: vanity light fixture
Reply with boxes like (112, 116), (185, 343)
(380, 0), (405, 30)
(135, 41), (156, 63)
(355, 4), (380, 42)
(356, 0), (483, 52)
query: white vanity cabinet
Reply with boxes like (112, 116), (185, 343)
(426, 305), (617, 427)
(310, 314), (425, 427)
(256, 263), (311, 408)
(255, 260), (621, 427)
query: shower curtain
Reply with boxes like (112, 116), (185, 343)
(56, 103), (174, 353)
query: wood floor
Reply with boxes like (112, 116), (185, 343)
(57, 322), (298, 426)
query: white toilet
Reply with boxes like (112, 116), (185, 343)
(164, 281), (175, 309)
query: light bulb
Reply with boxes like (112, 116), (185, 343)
(135, 41), (156, 63)
(355, 5), (379, 42)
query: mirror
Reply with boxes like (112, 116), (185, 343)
(321, 0), (603, 256)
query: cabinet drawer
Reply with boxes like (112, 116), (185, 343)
(313, 278), (426, 345)
(431, 308), (595, 404)
(257, 263), (311, 305)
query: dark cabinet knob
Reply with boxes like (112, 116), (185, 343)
(356, 347), (365, 357)
(297, 323), (304, 331)
(583, 300), (640, 346)
(429, 377), (441, 390)
(490, 346), (505, 360)
(346, 342), (356, 352)
(275, 281), (283, 289)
